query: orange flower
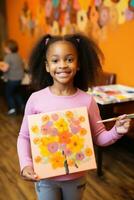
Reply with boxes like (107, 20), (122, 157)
(34, 156), (42, 163)
(67, 159), (75, 166)
(33, 137), (40, 144)
(79, 116), (85, 122)
(65, 111), (74, 119)
(41, 115), (50, 123)
(79, 128), (87, 136)
(59, 131), (72, 144)
(85, 148), (92, 156)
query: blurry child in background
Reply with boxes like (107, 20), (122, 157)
(0, 39), (24, 115)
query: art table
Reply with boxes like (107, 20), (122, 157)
(87, 84), (134, 176)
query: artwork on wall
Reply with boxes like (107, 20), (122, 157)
(129, 0), (134, 11)
(28, 107), (96, 179)
(19, 1), (36, 35)
(19, 0), (134, 42)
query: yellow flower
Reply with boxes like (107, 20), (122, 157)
(40, 136), (58, 146)
(49, 152), (65, 169)
(85, 148), (93, 156)
(39, 144), (50, 157)
(67, 135), (84, 153)
(39, 136), (59, 157)
(54, 118), (68, 132)
(31, 125), (39, 134)
(40, 137), (49, 146)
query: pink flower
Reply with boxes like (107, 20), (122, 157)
(76, 152), (85, 160)
(47, 142), (58, 153)
(71, 118), (80, 125)
(51, 128), (58, 136)
(64, 148), (72, 156)
(51, 114), (59, 121)
(45, 121), (53, 128)
(41, 125), (48, 135)
(125, 9), (134, 21)
(95, 0), (102, 6)
(70, 125), (81, 134)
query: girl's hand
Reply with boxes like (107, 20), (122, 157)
(115, 114), (131, 135)
(22, 166), (38, 181)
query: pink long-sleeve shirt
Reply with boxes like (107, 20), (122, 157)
(17, 87), (122, 181)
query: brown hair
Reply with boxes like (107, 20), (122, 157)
(4, 39), (19, 53)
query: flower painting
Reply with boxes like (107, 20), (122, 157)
(28, 107), (96, 179)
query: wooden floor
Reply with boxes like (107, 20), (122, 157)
(0, 97), (134, 200)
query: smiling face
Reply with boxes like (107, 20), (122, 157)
(46, 41), (78, 88)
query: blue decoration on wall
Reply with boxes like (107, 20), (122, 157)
(52, 0), (59, 8)
(130, 0), (134, 6)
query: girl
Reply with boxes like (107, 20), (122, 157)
(17, 33), (130, 200)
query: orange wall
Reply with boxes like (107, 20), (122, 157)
(6, 0), (134, 86)
(5, 0), (45, 60)
(100, 20), (134, 87)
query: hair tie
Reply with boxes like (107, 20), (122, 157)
(45, 38), (49, 45)
(76, 38), (80, 43)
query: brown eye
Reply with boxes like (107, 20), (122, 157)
(66, 57), (73, 63)
(51, 59), (58, 63)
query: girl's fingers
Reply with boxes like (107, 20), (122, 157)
(117, 114), (127, 120)
(22, 166), (38, 181)
(22, 172), (38, 181)
(123, 121), (131, 129)
(115, 118), (131, 135)
(116, 117), (131, 126)
(24, 171), (35, 178)
(115, 116), (131, 134)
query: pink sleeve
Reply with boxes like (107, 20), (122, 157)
(17, 95), (34, 171)
(88, 97), (123, 146)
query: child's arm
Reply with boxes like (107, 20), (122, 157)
(17, 94), (38, 181)
(89, 97), (131, 146)
(0, 61), (9, 72)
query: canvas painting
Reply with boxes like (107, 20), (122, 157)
(28, 107), (96, 179)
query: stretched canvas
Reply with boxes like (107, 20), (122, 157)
(28, 107), (96, 179)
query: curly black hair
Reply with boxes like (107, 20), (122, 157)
(29, 33), (104, 91)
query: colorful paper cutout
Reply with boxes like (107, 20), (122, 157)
(129, 0), (134, 11)
(89, 6), (99, 24)
(45, 0), (53, 17)
(28, 107), (96, 179)
(18, 0), (134, 40)
(51, 21), (60, 35)
(77, 10), (88, 31)
(78, 0), (93, 10)
(99, 6), (110, 27)
(116, 0), (129, 24)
